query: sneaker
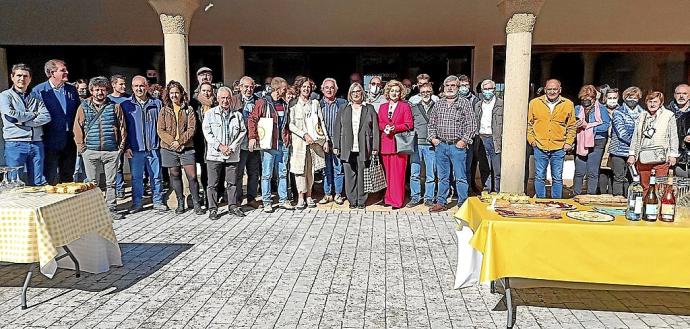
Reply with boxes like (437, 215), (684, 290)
(429, 204), (447, 213)
(153, 204), (169, 212)
(406, 199), (422, 208)
(263, 203), (274, 213)
(129, 205), (143, 214)
(318, 196), (332, 204)
(424, 200), (435, 207)
(306, 198), (317, 208)
(209, 210), (220, 220)
(296, 200), (307, 210)
(349, 204), (357, 209)
(279, 202), (295, 210)
(194, 204), (206, 215)
(334, 194), (345, 205)
(230, 206), (246, 217)
(175, 203), (186, 214)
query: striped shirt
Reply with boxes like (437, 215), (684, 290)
(427, 97), (477, 144)
(320, 97), (346, 139)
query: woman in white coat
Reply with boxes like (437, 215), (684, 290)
(288, 77), (328, 209)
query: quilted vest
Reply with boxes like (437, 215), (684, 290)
(82, 100), (119, 151)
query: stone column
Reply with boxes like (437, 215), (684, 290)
(147, 0), (202, 92)
(582, 53), (599, 85)
(498, 0), (544, 194)
(0, 48), (8, 91)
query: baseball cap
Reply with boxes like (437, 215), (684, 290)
(196, 67), (212, 76)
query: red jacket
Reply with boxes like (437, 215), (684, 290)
(248, 96), (291, 149)
(377, 101), (414, 155)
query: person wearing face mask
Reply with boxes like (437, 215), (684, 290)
(428, 75), (477, 211)
(527, 79), (576, 199)
(473, 79), (504, 193)
(598, 88), (621, 194)
(73, 76), (127, 220)
(76, 79), (89, 101)
(628, 91), (678, 192)
(458, 75), (481, 194)
(366, 76), (386, 113)
(235, 76), (262, 209)
(668, 84), (690, 118)
(608, 87), (643, 195)
(377, 80), (414, 209)
(407, 82), (437, 208)
(572, 85), (610, 196)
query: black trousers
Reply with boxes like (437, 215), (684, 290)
(343, 152), (367, 206)
(206, 160), (238, 210)
(44, 141), (77, 185)
(236, 149), (261, 202)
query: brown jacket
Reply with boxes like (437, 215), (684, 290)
(248, 96), (291, 149)
(73, 98), (126, 152)
(157, 104), (196, 152)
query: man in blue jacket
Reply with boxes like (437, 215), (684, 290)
(0, 64), (51, 185)
(31, 59), (80, 185)
(121, 76), (166, 213)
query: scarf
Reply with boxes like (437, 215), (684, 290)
(576, 102), (603, 156)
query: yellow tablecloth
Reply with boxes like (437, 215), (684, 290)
(454, 197), (690, 289)
(0, 189), (119, 275)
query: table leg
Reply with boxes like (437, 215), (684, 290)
(491, 280), (497, 294)
(505, 278), (516, 328)
(21, 263), (36, 310)
(61, 246), (80, 278)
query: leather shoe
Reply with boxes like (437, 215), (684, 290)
(209, 210), (220, 220)
(230, 206), (246, 217)
(429, 204), (447, 212)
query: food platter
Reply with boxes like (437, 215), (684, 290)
(44, 182), (98, 194)
(534, 201), (577, 210)
(566, 210), (615, 222)
(573, 194), (627, 207)
(494, 203), (563, 219)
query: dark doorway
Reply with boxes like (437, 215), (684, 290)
(4, 45), (223, 92)
(243, 46), (473, 92)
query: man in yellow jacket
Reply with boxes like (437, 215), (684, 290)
(527, 79), (576, 199)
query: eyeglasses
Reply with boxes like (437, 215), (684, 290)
(351, 90), (363, 94)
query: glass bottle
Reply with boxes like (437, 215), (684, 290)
(626, 167), (643, 221)
(643, 169), (659, 222)
(660, 171), (676, 222)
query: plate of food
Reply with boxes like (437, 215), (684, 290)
(18, 186), (45, 193)
(573, 194), (627, 207)
(480, 191), (529, 204)
(534, 201), (577, 210)
(494, 203), (563, 219)
(566, 210), (615, 222)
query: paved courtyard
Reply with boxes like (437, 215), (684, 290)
(1, 205), (690, 328)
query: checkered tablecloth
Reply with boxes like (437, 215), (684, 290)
(0, 189), (120, 277)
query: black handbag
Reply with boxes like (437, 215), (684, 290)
(394, 130), (415, 155)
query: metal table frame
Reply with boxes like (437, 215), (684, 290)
(490, 278), (516, 328)
(20, 246), (80, 310)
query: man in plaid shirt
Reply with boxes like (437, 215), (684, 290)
(427, 75), (477, 211)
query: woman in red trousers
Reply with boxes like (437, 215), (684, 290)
(378, 80), (414, 209)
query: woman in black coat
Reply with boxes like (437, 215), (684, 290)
(333, 83), (380, 208)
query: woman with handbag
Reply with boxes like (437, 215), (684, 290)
(377, 80), (414, 209)
(333, 83), (380, 209)
(627, 91), (679, 191)
(288, 77), (328, 209)
(157, 80), (204, 215)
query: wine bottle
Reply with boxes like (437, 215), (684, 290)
(660, 171), (676, 222)
(626, 166), (643, 221)
(643, 169), (659, 222)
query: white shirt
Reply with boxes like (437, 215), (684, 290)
(388, 101), (398, 119)
(546, 98), (558, 114)
(479, 97), (496, 135)
(351, 105), (362, 152)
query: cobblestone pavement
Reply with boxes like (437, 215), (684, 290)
(1, 206), (689, 328)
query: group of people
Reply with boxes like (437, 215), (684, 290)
(3, 58), (684, 221)
(528, 79), (690, 197)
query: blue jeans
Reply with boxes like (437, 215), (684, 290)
(480, 136), (501, 192)
(116, 153), (125, 194)
(435, 143), (468, 206)
(261, 141), (289, 203)
(533, 147), (566, 199)
(410, 144), (436, 202)
(5, 141), (46, 186)
(129, 149), (164, 207)
(323, 152), (344, 196)
(573, 138), (606, 195)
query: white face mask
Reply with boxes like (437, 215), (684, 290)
(369, 85), (380, 95)
(606, 98), (619, 108)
